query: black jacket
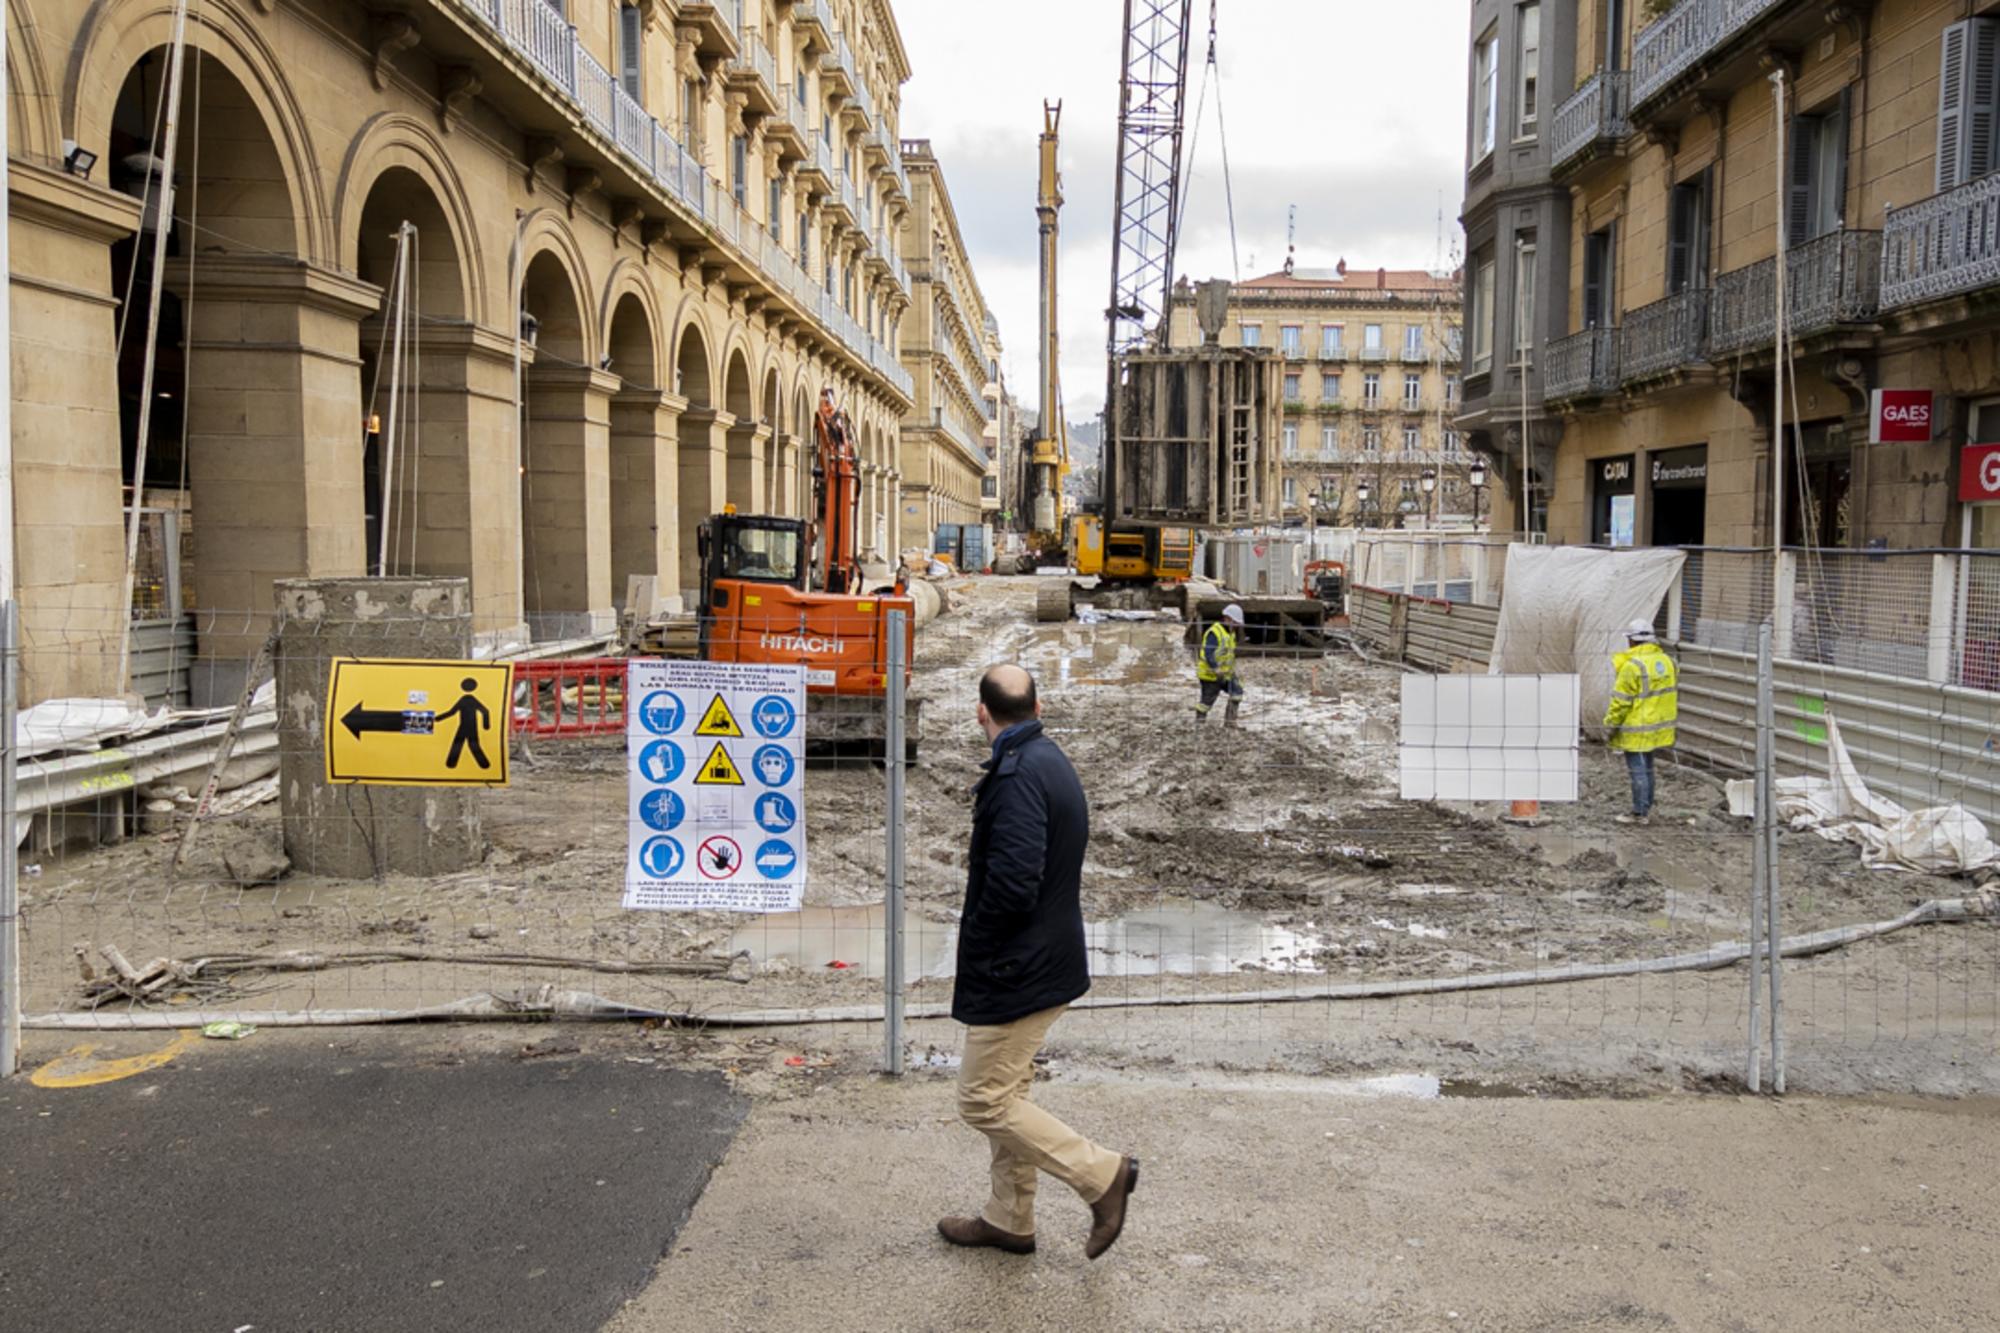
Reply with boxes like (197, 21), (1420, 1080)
(952, 720), (1091, 1025)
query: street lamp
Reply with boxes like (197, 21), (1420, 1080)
(1468, 457), (1488, 530)
(1355, 480), (1372, 530)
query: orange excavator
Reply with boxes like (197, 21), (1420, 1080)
(695, 389), (919, 751)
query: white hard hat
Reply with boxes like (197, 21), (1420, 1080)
(1222, 604), (1246, 625)
(1625, 618), (1656, 642)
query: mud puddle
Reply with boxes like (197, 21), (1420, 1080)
(731, 899), (1324, 980)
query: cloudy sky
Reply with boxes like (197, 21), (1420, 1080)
(895, 0), (1471, 420)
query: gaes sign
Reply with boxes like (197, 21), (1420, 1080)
(324, 658), (513, 786)
(1869, 389), (1933, 444)
(1958, 442), (2000, 502)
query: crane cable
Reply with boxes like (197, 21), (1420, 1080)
(1174, 0), (1240, 280)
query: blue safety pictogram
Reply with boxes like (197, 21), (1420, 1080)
(638, 788), (686, 832)
(637, 740), (686, 784)
(752, 791), (798, 834)
(751, 694), (798, 738)
(753, 838), (798, 880)
(750, 743), (795, 788)
(638, 690), (686, 735)
(638, 835), (685, 878)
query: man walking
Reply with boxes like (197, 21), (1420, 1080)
(1604, 619), (1678, 825)
(1195, 604), (1246, 727)
(938, 664), (1139, 1260)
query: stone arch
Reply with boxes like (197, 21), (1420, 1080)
(721, 346), (758, 513)
(334, 112), (487, 325)
(605, 284), (669, 610)
(670, 297), (714, 405)
(66, 0), (329, 262)
(517, 218), (596, 366)
(518, 240), (599, 639)
(722, 347), (754, 421)
(601, 262), (664, 388)
(7, 0), (60, 160)
(675, 318), (721, 592)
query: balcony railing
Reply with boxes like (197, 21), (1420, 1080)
(730, 27), (777, 94)
(1551, 69), (1631, 172)
(1358, 346), (1388, 363)
(1708, 229), (1881, 355)
(1543, 327), (1620, 400)
(1281, 344), (1307, 361)
(1619, 289), (1709, 382)
(1400, 346), (1427, 363)
(1632, 0), (1790, 111)
(1318, 344), (1345, 361)
(1882, 172), (2000, 311)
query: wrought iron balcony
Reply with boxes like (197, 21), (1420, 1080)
(1632, 0), (1791, 112)
(1708, 229), (1882, 356)
(1619, 290), (1709, 382)
(1550, 69), (1630, 173)
(1882, 173), (2000, 311)
(1543, 327), (1620, 401)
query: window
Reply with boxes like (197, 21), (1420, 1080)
(618, 3), (643, 100)
(1474, 28), (1499, 159)
(982, 476), (998, 499)
(1322, 372), (1341, 400)
(1444, 429), (1462, 454)
(1583, 226), (1616, 327)
(1403, 324), (1424, 356)
(684, 79), (703, 149)
(1284, 373), (1302, 401)
(1446, 374), (1461, 405)
(1937, 19), (2000, 191)
(1446, 324), (1464, 359)
(1403, 426), (1421, 453)
(797, 64), (808, 104)
(1363, 372), (1381, 404)
(1471, 256), (1495, 373)
(1513, 235), (1537, 357)
(1238, 322), (1262, 346)
(799, 210), (810, 263)
(1668, 171), (1710, 293)
(1604, 0), (1626, 71)
(1788, 91), (1851, 243)
(1281, 324), (1303, 353)
(1404, 373), (1422, 407)
(770, 179), (783, 239)
(1364, 323), (1383, 350)
(1283, 424), (1299, 456)
(1363, 425), (1382, 451)
(1321, 324), (1343, 355)
(1283, 477), (1298, 505)
(1322, 424), (1339, 454)
(1517, 3), (1541, 138)
(732, 133), (749, 206)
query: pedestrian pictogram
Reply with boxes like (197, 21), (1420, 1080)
(754, 838), (798, 879)
(325, 659), (512, 786)
(751, 694), (797, 738)
(697, 835), (742, 879)
(695, 741), (744, 785)
(695, 693), (743, 737)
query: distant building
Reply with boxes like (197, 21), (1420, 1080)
(1167, 263), (1468, 527)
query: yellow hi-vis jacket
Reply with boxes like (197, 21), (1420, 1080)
(1605, 642), (1678, 752)
(1198, 621), (1238, 682)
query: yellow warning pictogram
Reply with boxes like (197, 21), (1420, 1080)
(694, 740), (744, 785)
(694, 692), (743, 737)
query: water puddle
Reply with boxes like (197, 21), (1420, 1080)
(729, 899), (1324, 980)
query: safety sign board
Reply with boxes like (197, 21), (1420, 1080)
(625, 658), (806, 912)
(324, 658), (513, 787)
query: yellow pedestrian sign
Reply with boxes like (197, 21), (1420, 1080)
(694, 741), (744, 785)
(694, 692), (743, 737)
(325, 658), (513, 787)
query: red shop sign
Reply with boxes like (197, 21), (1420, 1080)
(1960, 443), (2000, 502)
(1870, 389), (1934, 443)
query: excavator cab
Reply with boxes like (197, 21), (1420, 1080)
(697, 512), (808, 608)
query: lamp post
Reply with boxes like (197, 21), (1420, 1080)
(1469, 457), (1488, 531)
(1306, 489), (1319, 550)
(1356, 480), (1372, 531)
(1420, 468), (1437, 529)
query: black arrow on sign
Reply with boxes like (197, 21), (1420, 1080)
(343, 701), (434, 739)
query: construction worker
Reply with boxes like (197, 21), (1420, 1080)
(1196, 604), (1246, 727)
(1604, 618), (1678, 826)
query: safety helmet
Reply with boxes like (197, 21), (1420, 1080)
(1625, 618), (1657, 643)
(1222, 604), (1246, 625)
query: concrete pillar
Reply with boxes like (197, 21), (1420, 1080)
(520, 364), (617, 640)
(726, 420), (770, 514)
(887, 468), (903, 556)
(275, 576), (482, 876)
(6, 163), (139, 702)
(678, 407), (731, 592)
(610, 387), (686, 611)
(179, 254), (378, 705)
(773, 432), (801, 519)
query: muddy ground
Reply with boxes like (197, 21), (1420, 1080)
(17, 577), (1997, 1091)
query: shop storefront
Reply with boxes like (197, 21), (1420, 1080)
(1649, 445), (1707, 547)
(1591, 455), (1636, 546)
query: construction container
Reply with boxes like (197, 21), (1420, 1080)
(932, 523), (994, 572)
(1104, 344), (1283, 528)
(1209, 532), (1307, 597)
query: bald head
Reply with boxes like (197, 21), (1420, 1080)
(978, 664), (1039, 733)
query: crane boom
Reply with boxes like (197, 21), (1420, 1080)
(1029, 101), (1068, 540)
(1106, 0), (1194, 361)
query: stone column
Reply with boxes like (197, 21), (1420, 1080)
(6, 162), (139, 702)
(726, 419), (771, 514)
(275, 576), (482, 877)
(678, 406), (732, 592)
(773, 432), (801, 519)
(520, 364), (618, 640)
(177, 254), (378, 705)
(610, 387), (687, 612)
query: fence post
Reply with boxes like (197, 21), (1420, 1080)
(1772, 550), (1797, 658)
(1665, 571), (1683, 642)
(1, 601), (18, 1077)
(882, 609), (907, 1076)
(1927, 553), (1955, 684)
(1748, 619), (1771, 1092)
(1760, 617), (1785, 1094)
(1470, 541), (1491, 605)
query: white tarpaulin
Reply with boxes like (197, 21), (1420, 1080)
(1725, 713), (2000, 874)
(1488, 545), (1686, 734)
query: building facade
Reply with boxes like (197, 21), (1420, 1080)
(1458, 0), (1578, 535)
(1167, 265), (1468, 527)
(893, 138), (994, 554)
(1496, 0), (2000, 552)
(5, 0), (946, 705)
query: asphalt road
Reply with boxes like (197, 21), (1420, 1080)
(0, 1031), (745, 1332)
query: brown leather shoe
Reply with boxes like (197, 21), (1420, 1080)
(937, 1215), (1036, 1254)
(1085, 1156), (1139, 1260)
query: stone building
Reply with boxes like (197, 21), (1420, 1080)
(1167, 264), (1468, 527)
(895, 138), (994, 551)
(1468, 0), (2000, 550)
(6, 0), (945, 705)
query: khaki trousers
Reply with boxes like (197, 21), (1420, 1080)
(956, 1004), (1123, 1235)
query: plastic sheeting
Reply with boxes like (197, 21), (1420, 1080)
(1725, 713), (2000, 874)
(1487, 545), (1686, 734)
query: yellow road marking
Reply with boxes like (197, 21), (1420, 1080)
(30, 1031), (198, 1089)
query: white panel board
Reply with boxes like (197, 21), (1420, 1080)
(1399, 673), (1580, 803)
